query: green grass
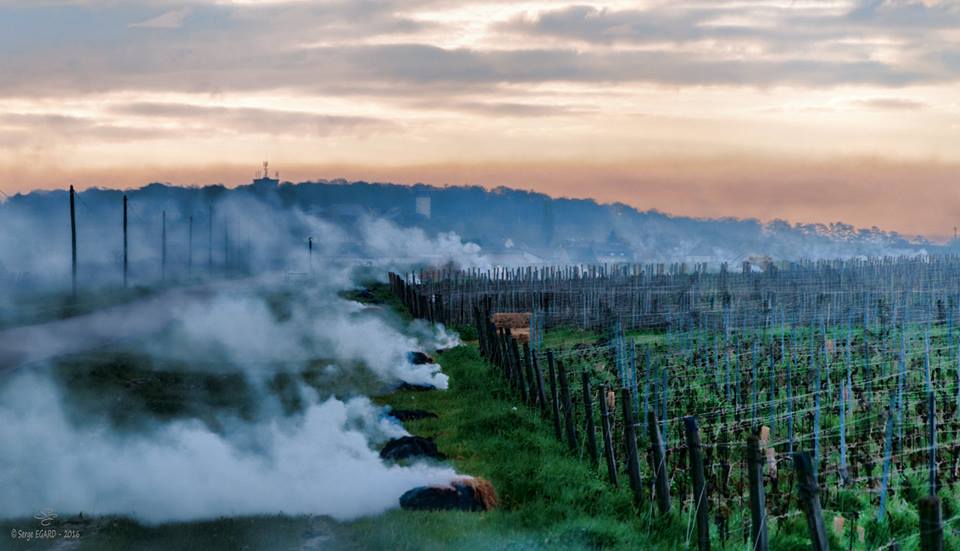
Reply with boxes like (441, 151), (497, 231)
(542, 327), (599, 350)
(1, 345), (678, 551)
(348, 345), (687, 550)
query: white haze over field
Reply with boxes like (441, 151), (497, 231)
(0, 372), (458, 523)
(161, 284), (456, 389)
(0, 187), (492, 295)
(0, 190), (480, 524)
(0, 274), (463, 522)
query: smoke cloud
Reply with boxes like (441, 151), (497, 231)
(0, 371), (457, 523)
(0, 184), (484, 524)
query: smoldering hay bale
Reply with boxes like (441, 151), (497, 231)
(388, 409), (439, 422)
(380, 436), (446, 461)
(399, 477), (498, 512)
(406, 351), (435, 365)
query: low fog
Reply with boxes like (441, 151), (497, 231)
(0, 183), (488, 523)
(0, 371), (458, 522)
(0, 177), (930, 526)
(0, 272), (464, 522)
(0, 179), (937, 303)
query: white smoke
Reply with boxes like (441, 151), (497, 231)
(358, 217), (491, 270)
(0, 372), (457, 523)
(408, 319), (462, 351)
(154, 283), (450, 389)
(0, 189), (486, 526)
(0, 188), (491, 300)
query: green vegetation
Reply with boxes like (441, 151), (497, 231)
(351, 345), (689, 550)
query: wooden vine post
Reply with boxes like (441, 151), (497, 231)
(621, 387), (643, 506)
(746, 434), (769, 551)
(547, 350), (563, 442)
(919, 495), (943, 551)
(647, 409), (671, 515)
(599, 384), (619, 487)
(794, 451), (829, 551)
(685, 416), (710, 551)
(557, 360), (578, 452)
(581, 371), (599, 466)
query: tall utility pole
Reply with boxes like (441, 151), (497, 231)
(161, 210), (167, 281)
(123, 194), (128, 288)
(223, 225), (229, 276)
(69, 185), (77, 297)
(207, 204), (213, 273)
(187, 215), (193, 278)
(308, 237), (313, 274)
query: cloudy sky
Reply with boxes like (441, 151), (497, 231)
(1, 0), (959, 237)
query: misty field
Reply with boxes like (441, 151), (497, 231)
(10, 255), (960, 550)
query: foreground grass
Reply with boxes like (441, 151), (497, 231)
(350, 345), (687, 550)
(1, 345), (675, 551)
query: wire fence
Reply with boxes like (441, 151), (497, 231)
(394, 259), (960, 550)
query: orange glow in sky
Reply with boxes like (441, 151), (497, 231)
(1, 1), (958, 236)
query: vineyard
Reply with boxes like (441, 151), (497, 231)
(390, 257), (960, 550)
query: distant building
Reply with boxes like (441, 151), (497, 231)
(251, 161), (280, 191)
(416, 196), (431, 219)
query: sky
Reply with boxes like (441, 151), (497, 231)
(1, 0), (959, 237)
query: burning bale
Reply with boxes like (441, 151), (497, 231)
(395, 382), (438, 392)
(388, 409), (439, 422)
(407, 351), (436, 365)
(380, 436), (446, 461)
(399, 478), (498, 512)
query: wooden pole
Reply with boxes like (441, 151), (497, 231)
(648, 409), (671, 515)
(122, 194), (128, 288)
(747, 434), (769, 551)
(919, 495), (944, 551)
(599, 384), (619, 487)
(187, 215), (193, 278)
(581, 370), (599, 466)
(529, 345), (548, 416)
(547, 351), (563, 441)
(511, 338), (529, 404)
(308, 236), (313, 275)
(523, 343), (538, 406)
(161, 210), (167, 281)
(207, 204), (213, 273)
(685, 416), (710, 551)
(928, 391), (937, 496)
(557, 360), (578, 452)
(69, 185), (77, 297)
(223, 225), (229, 275)
(794, 451), (829, 551)
(621, 387), (643, 506)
